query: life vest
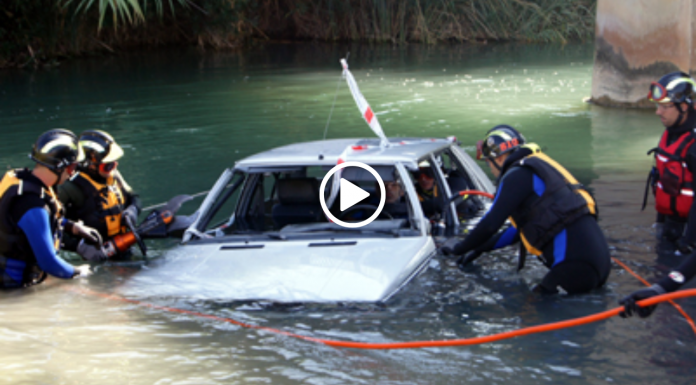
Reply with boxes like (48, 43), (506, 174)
(417, 184), (442, 218)
(506, 152), (596, 257)
(0, 169), (63, 284)
(68, 172), (128, 239)
(653, 130), (695, 217)
(417, 185), (438, 201)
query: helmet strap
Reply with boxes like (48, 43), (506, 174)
(673, 102), (691, 128)
(31, 156), (63, 180)
(488, 157), (502, 173)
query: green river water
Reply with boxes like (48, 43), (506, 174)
(0, 42), (694, 384)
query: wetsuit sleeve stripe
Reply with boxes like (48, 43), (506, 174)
(494, 226), (518, 249)
(552, 229), (567, 267)
(533, 174), (546, 196)
(17, 208), (75, 279)
(4, 258), (27, 284)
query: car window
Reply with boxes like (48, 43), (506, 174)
(438, 148), (488, 225)
(202, 172), (245, 232)
(220, 165), (415, 233)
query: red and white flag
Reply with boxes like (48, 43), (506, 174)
(341, 59), (389, 148)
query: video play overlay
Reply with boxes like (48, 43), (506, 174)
(319, 162), (406, 228)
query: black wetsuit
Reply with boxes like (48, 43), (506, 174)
(451, 149), (611, 294)
(1, 171), (75, 288)
(657, 251), (696, 293)
(655, 109), (696, 248)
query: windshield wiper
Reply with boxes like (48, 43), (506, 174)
(265, 232), (287, 240)
(283, 226), (401, 237)
(226, 229), (287, 240)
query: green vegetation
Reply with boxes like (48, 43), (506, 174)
(1, 0), (596, 68)
(256, 0), (596, 44)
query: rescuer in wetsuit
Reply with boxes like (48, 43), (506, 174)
(620, 73), (696, 318)
(619, 250), (696, 317)
(58, 130), (141, 261)
(643, 72), (696, 256)
(441, 125), (611, 294)
(0, 129), (101, 288)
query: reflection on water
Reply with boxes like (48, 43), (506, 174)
(1, 43), (695, 384)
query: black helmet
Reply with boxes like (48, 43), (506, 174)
(648, 72), (696, 104)
(476, 125), (526, 160)
(79, 130), (124, 165)
(30, 129), (84, 172)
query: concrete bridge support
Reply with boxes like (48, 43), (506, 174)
(591, 0), (696, 108)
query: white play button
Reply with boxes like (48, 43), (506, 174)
(340, 178), (371, 211)
(319, 161), (386, 228)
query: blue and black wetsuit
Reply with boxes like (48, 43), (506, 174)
(0, 170), (75, 288)
(451, 148), (611, 294)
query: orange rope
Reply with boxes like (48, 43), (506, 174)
(457, 190), (495, 199)
(612, 257), (696, 336)
(66, 287), (696, 350)
(63, 189), (696, 348)
(459, 190), (696, 335)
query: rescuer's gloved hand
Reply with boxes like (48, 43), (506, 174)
(72, 264), (93, 278)
(122, 205), (139, 226)
(69, 221), (102, 246)
(440, 238), (462, 256)
(619, 284), (665, 318)
(77, 239), (108, 262)
(457, 249), (483, 270)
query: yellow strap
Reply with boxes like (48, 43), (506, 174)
(528, 152), (596, 215)
(77, 173), (126, 237)
(0, 170), (20, 198)
(508, 217), (543, 256)
(508, 151), (595, 256)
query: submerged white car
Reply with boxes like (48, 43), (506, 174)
(127, 137), (494, 303)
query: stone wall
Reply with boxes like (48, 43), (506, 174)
(591, 0), (696, 108)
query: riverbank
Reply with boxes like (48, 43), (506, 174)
(1, 0), (595, 69)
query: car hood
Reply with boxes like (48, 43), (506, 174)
(118, 236), (435, 303)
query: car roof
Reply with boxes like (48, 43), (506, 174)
(234, 137), (454, 171)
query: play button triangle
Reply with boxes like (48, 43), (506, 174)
(340, 178), (371, 211)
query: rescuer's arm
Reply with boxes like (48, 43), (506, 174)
(443, 167), (533, 256)
(118, 171), (142, 224)
(620, 251), (696, 318)
(17, 207), (76, 279)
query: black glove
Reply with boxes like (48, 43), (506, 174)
(70, 221), (102, 246)
(619, 284), (665, 318)
(122, 205), (139, 226)
(440, 238), (462, 256)
(456, 249), (483, 270)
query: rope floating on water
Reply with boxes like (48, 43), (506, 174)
(66, 287), (696, 350)
(612, 257), (696, 336)
(110, 189), (696, 348)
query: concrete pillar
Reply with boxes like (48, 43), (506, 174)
(591, 0), (696, 108)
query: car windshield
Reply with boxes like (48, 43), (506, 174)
(199, 165), (418, 237)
